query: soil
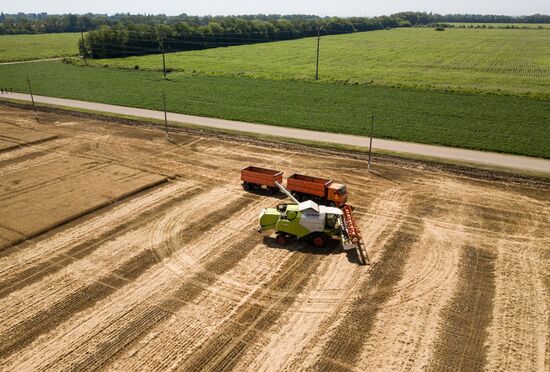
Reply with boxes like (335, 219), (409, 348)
(0, 106), (548, 371)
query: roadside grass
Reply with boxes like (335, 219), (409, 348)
(0, 33), (81, 62)
(1, 61), (549, 158)
(82, 28), (550, 99)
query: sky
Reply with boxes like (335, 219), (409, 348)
(1, 0), (548, 17)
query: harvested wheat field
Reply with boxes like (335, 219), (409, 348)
(0, 105), (548, 371)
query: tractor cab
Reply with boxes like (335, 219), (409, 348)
(327, 183), (348, 206)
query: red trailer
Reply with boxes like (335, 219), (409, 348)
(241, 166), (283, 195)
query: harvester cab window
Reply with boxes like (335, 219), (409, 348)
(325, 214), (338, 228)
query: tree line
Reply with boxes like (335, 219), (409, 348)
(2, 12), (549, 35)
(79, 16), (408, 59)
(2, 12), (549, 59)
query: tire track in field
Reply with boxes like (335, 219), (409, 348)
(310, 188), (433, 371)
(427, 246), (496, 372)
(313, 226), (420, 371)
(180, 245), (330, 372)
(0, 185), (202, 299)
(482, 193), (549, 372)
(0, 175), (168, 252)
(0, 136), (58, 155)
(67, 229), (265, 371)
(0, 248), (159, 359)
(0, 194), (256, 359)
(273, 187), (411, 371)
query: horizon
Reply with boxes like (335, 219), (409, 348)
(1, 0), (548, 18)
(2, 11), (550, 18)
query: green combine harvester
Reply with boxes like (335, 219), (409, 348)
(258, 182), (369, 265)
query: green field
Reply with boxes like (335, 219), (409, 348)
(1, 61), (549, 158)
(0, 33), (81, 62)
(87, 28), (550, 99)
(448, 22), (550, 29)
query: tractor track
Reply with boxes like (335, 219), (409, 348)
(311, 189), (433, 371)
(0, 175), (168, 251)
(0, 189), (255, 361)
(313, 227), (420, 371)
(0, 136), (58, 155)
(61, 230), (265, 371)
(181, 245), (330, 372)
(427, 246), (496, 372)
(0, 247), (160, 358)
(0, 182), (202, 298)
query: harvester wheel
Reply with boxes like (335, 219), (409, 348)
(275, 234), (287, 246)
(310, 233), (328, 248)
(328, 201), (336, 207)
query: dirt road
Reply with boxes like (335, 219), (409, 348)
(0, 106), (548, 371)
(2, 92), (549, 175)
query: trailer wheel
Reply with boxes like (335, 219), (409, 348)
(265, 187), (274, 196)
(310, 233), (328, 248)
(328, 201), (336, 207)
(275, 234), (287, 246)
(243, 182), (251, 191)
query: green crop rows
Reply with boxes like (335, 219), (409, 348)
(0, 33), (81, 62)
(1, 61), (549, 158)
(85, 28), (550, 99)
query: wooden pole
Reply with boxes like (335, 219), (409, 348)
(368, 114), (375, 172)
(315, 25), (321, 80)
(27, 75), (36, 113)
(159, 27), (166, 79)
(162, 93), (168, 139)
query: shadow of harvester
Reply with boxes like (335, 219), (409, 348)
(262, 236), (363, 266)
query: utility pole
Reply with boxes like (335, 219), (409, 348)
(368, 114), (375, 172)
(26, 75), (36, 113)
(159, 27), (167, 79)
(80, 31), (87, 65)
(162, 93), (168, 139)
(315, 25), (321, 80)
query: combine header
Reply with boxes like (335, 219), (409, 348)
(341, 204), (369, 265)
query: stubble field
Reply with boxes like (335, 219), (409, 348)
(0, 106), (548, 371)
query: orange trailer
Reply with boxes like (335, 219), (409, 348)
(241, 166), (283, 195)
(286, 174), (348, 207)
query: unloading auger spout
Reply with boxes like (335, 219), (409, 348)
(274, 181), (299, 204)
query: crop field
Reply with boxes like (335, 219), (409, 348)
(88, 28), (550, 98)
(0, 106), (548, 371)
(448, 22), (550, 29)
(1, 61), (549, 158)
(0, 33), (81, 62)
